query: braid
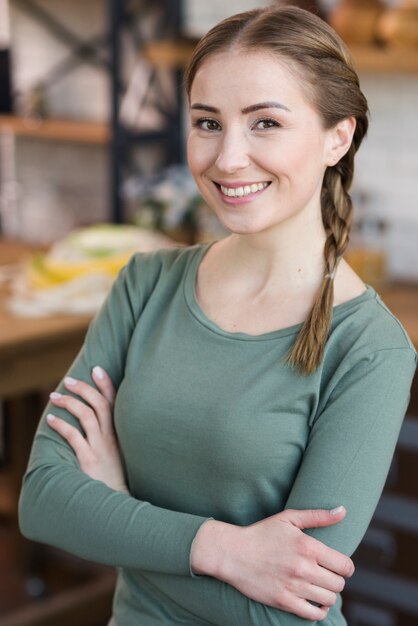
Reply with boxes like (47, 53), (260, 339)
(285, 148), (355, 375)
(322, 147), (355, 277)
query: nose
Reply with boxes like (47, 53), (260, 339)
(215, 128), (251, 174)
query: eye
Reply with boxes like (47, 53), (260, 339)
(192, 118), (221, 132)
(253, 118), (281, 130)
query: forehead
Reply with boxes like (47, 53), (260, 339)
(190, 49), (310, 109)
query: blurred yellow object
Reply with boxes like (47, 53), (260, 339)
(345, 247), (388, 290)
(27, 250), (133, 289)
(22, 223), (176, 290)
(7, 224), (177, 316)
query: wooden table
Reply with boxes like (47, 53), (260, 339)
(0, 239), (113, 626)
(0, 239), (92, 514)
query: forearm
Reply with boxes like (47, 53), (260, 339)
(185, 517), (339, 626)
(141, 564), (327, 626)
(19, 461), (319, 625)
(19, 462), (209, 576)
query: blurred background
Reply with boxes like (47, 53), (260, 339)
(0, 1), (417, 625)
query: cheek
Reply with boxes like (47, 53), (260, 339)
(187, 133), (217, 177)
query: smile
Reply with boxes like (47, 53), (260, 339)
(219, 182), (270, 198)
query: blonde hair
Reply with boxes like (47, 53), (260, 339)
(184, 6), (369, 375)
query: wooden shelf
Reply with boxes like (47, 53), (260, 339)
(350, 46), (418, 73)
(0, 115), (110, 145)
(143, 39), (197, 69)
(145, 39), (418, 74)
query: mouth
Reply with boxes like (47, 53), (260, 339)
(214, 181), (271, 199)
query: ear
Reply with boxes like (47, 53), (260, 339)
(325, 116), (356, 166)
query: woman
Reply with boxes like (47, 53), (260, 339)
(19, 6), (416, 625)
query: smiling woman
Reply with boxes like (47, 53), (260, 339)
(19, 6), (416, 626)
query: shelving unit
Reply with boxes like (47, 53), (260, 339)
(108, 0), (186, 223)
(0, 114), (110, 144)
(0, 0), (187, 226)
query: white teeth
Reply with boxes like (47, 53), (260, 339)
(219, 182), (269, 198)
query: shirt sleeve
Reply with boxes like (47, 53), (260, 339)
(18, 252), (210, 576)
(284, 346), (417, 557)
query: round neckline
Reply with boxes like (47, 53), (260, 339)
(183, 242), (376, 342)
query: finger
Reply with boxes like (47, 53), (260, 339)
(282, 506), (346, 530)
(283, 594), (329, 621)
(91, 366), (116, 405)
(49, 392), (101, 444)
(63, 376), (113, 435)
(315, 542), (355, 578)
(46, 414), (90, 463)
(304, 583), (337, 609)
(310, 563), (346, 594)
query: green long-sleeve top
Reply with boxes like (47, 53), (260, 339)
(19, 243), (417, 626)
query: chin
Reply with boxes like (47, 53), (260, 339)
(218, 221), (260, 235)
(219, 216), (276, 236)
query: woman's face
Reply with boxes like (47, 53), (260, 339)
(187, 50), (343, 237)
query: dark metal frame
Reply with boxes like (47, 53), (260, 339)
(13, 0), (110, 86)
(108, 0), (184, 223)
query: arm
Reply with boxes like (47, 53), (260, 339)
(184, 346), (416, 624)
(284, 347), (416, 553)
(18, 252), (210, 576)
(47, 368), (352, 621)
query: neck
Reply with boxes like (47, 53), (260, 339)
(221, 214), (327, 296)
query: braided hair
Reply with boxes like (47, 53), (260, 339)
(184, 6), (369, 375)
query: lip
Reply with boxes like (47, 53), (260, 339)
(213, 180), (271, 205)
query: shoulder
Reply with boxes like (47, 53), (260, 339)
(331, 260), (415, 356)
(321, 287), (417, 393)
(119, 243), (206, 291)
(128, 243), (206, 276)
(99, 244), (206, 320)
(330, 287), (416, 356)
(311, 290), (417, 422)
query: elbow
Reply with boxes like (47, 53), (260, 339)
(18, 467), (54, 543)
(18, 473), (40, 542)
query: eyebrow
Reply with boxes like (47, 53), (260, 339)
(190, 101), (291, 114)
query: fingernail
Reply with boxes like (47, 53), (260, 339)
(50, 392), (62, 400)
(93, 366), (105, 380)
(46, 414), (56, 422)
(330, 506), (344, 515)
(64, 376), (77, 386)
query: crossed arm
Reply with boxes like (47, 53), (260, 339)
(46, 367), (352, 621)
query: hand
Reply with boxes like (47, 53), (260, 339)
(191, 507), (354, 621)
(47, 366), (129, 494)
